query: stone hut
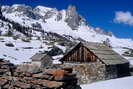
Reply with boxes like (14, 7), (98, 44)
(60, 42), (130, 84)
(31, 53), (53, 68)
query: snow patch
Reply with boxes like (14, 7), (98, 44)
(81, 76), (133, 89)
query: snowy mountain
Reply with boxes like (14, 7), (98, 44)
(0, 4), (133, 64)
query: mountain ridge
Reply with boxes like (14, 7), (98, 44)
(0, 4), (133, 64)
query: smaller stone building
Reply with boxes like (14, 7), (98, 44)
(60, 42), (130, 84)
(31, 53), (53, 68)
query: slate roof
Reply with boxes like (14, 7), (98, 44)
(83, 42), (128, 65)
(31, 53), (52, 61)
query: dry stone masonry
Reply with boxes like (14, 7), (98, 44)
(0, 59), (81, 89)
(61, 61), (106, 84)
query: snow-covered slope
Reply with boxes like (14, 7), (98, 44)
(81, 76), (133, 89)
(1, 4), (133, 47)
(0, 4), (133, 64)
(0, 36), (50, 64)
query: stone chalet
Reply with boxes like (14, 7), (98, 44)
(30, 53), (53, 68)
(60, 42), (130, 84)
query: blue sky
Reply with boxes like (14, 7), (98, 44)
(0, 0), (133, 38)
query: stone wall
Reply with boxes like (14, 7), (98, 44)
(61, 61), (130, 84)
(61, 60), (106, 84)
(0, 59), (81, 89)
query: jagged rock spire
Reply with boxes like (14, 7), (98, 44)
(65, 5), (86, 30)
(65, 5), (80, 30)
(66, 5), (77, 17)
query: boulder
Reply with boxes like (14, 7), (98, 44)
(5, 42), (14, 47)
(48, 46), (63, 56)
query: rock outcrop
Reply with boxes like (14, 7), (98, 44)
(123, 49), (133, 57)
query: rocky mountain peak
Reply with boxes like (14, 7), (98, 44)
(34, 5), (52, 17)
(66, 5), (77, 17)
(1, 4), (38, 20)
(65, 5), (86, 30)
(2, 4), (32, 13)
(0, 4), (133, 65)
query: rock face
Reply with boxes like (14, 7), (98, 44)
(65, 5), (86, 30)
(44, 8), (57, 19)
(0, 59), (81, 89)
(3, 4), (37, 19)
(56, 11), (63, 21)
